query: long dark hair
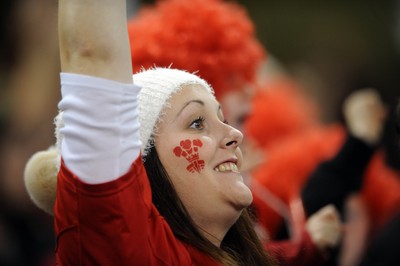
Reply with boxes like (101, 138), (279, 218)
(143, 145), (276, 266)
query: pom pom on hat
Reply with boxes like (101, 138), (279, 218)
(24, 146), (58, 215)
(134, 67), (214, 157)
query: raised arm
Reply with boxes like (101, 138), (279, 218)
(301, 89), (387, 216)
(57, 0), (140, 184)
(58, 0), (132, 83)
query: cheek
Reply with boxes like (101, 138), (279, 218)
(172, 138), (205, 174)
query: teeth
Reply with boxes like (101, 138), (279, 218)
(232, 163), (238, 172)
(214, 162), (239, 173)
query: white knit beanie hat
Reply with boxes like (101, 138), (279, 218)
(24, 68), (214, 214)
(134, 67), (214, 157)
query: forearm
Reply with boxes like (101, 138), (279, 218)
(58, 0), (132, 83)
(302, 134), (375, 216)
(325, 134), (376, 175)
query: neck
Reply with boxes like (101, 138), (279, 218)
(195, 209), (242, 247)
(197, 226), (225, 247)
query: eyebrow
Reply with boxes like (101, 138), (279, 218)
(175, 100), (205, 120)
(174, 100), (222, 121)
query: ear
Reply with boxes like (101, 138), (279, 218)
(24, 146), (58, 215)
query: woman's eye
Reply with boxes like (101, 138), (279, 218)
(190, 116), (205, 130)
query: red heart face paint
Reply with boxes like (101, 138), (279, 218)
(173, 139), (205, 173)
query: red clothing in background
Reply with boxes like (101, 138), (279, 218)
(266, 230), (325, 266)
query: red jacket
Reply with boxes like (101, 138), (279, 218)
(54, 158), (219, 265)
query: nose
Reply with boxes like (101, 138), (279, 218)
(222, 125), (243, 149)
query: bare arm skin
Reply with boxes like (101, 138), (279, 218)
(58, 0), (132, 83)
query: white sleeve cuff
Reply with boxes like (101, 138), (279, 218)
(58, 73), (141, 184)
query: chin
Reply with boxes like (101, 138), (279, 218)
(234, 185), (253, 209)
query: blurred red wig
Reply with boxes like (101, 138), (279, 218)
(245, 78), (319, 149)
(361, 153), (400, 232)
(128, 0), (265, 98)
(251, 125), (345, 237)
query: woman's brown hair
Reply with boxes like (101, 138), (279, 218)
(143, 145), (276, 266)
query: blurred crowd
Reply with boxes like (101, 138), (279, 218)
(1, 0), (59, 265)
(1, 0), (399, 265)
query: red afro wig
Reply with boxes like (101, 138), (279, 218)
(128, 0), (265, 98)
(251, 125), (345, 237)
(245, 78), (319, 149)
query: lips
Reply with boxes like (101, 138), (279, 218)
(214, 161), (239, 173)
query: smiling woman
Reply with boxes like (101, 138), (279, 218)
(23, 0), (275, 265)
(151, 82), (252, 245)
